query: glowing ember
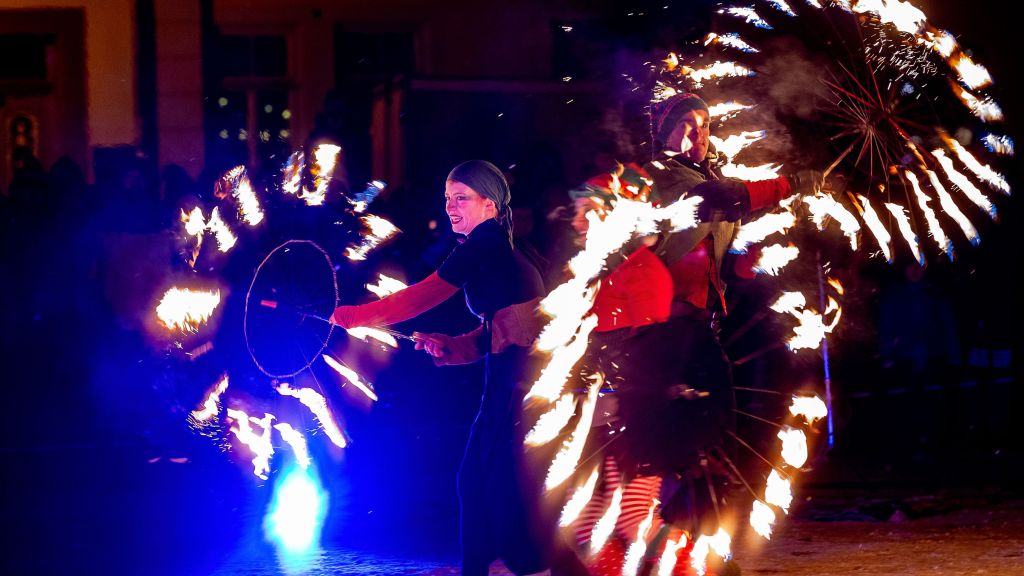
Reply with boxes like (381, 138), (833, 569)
(365, 273), (408, 298)
(778, 426), (809, 468)
(156, 287), (221, 333)
(709, 131), (766, 162)
(945, 138), (1010, 195)
(273, 422), (312, 469)
(190, 374), (229, 423)
(663, 52), (679, 71)
(855, 194), (893, 262)
(982, 134), (1014, 157)
(750, 500), (776, 539)
(827, 277), (845, 295)
(345, 327), (399, 348)
(731, 211), (796, 253)
(754, 243), (800, 276)
(623, 499), (660, 576)
(884, 202), (924, 265)
(690, 528), (732, 576)
(719, 7), (773, 29)
(951, 54), (992, 91)
(346, 214), (400, 261)
(525, 392), (577, 446)
(545, 376), (601, 491)
(657, 535), (689, 576)
(589, 486), (624, 556)
(559, 467), (599, 527)
(789, 395), (827, 425)
(705, 32), (760, 53)
(275, 382), (348, 449)
(322, 355), (378, 402)
(905, 171), (953, 260)
(765, 469), (793, 512)
(529, 315), (598, 402)
(802, 193), (860, 249)
(682, 61), (755, 87)
(226, 409), (275, 479)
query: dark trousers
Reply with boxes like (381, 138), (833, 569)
(458, 346), (551, 576)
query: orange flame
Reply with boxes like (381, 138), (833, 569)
(754, 243), (800, 276)
(275, 382), (349, 449)
(345, 215), (400, 261)
(365, 273), (408, 298)
(558, 467), (600, 527)
(750, 500), (776, 540)
(589, 485), (624, 556)
(525, 392), (578, 446)
(226, 409), (275, 479)
(765, 469), (793, 512)
(156, 287), (221, 333)
(778, 426), (809, 468)
(854, 194), (893, 262)
(273, 422), (312, 469)
(545, 375), (601, 491)
(322, 355), (379, 402)
(190, 374), (229, 423)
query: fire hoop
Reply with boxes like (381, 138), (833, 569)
(244, 239), (339, 378)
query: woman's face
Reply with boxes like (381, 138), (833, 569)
(445, 180), (496, 235)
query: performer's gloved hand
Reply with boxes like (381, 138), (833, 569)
(330, 305), (358, 329)
(788, 170), (825, 196)
(685, 179), (750, 222)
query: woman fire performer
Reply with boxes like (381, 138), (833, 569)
(331, 160), (585, 576)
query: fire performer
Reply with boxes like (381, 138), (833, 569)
(331, 160), (585, 576)
(639, 92), (823, 546)
(563, 164), (676, 570)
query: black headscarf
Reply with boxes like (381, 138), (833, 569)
(447, 160), (513, 244)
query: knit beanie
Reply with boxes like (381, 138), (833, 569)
(651, 93), (709, 152)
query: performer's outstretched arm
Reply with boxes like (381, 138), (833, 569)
(331, 272), (458, 328)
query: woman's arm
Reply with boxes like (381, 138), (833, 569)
(331, 272), (459, 328)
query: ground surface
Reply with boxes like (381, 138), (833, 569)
(207, 491), (1024, 576)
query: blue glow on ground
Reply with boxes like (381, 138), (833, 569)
(264, 463), (329, 572)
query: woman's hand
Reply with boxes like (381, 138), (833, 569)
(413, 332), (448, 359)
